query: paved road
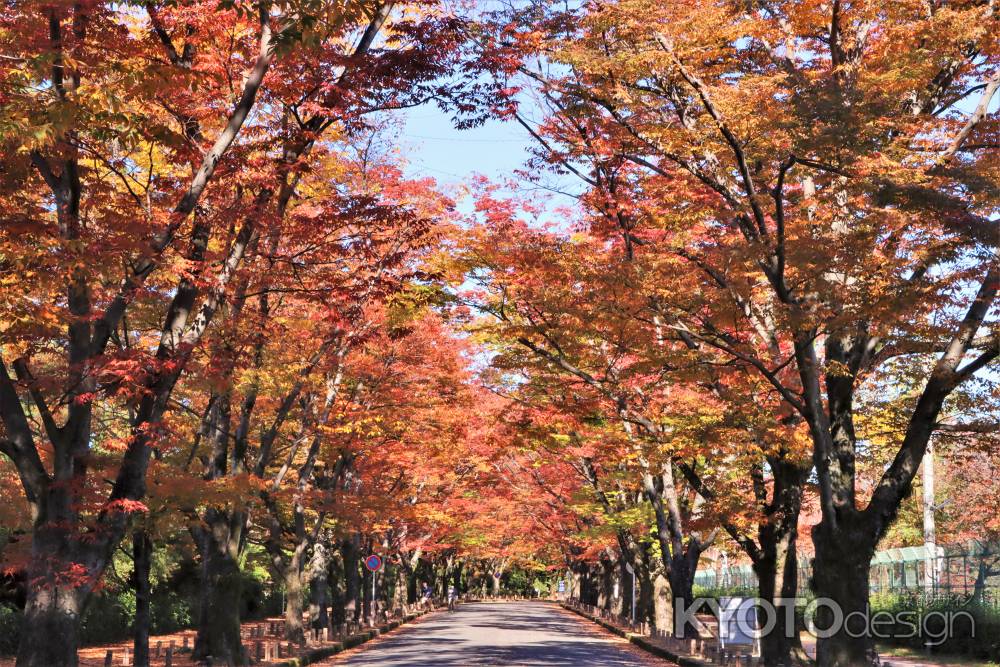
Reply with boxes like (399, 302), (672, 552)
(330, 601), (658, 666)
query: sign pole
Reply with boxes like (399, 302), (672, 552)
(364, 554), (384, 623)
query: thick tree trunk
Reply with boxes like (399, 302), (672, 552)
(811, 523), (877, 667)
(16, 578), (86, 667)
(15, 491), (105, 667)
(329, 552), (345, 626)
(403, 564), (417, 605)
(308, 542), (331, 631)
(283, 549), (306, 644)
(619, 556), (634, 621)
(637, 545), (655, 628)
(754, 530), (801, 666)
(133, 530), (153, 667)
(436, 560), (449, 597)
(192, 512), (246, 666)
(342, 537), (360, 622)
(391, 564), (406, 612)
(652, 573), (673, 632)
(582, 563), (598, 606)
(643, 462), (706, 637)
(666, 551), (697, 636)
(748, 460), (808, 666)
(597, 557), (613, 611)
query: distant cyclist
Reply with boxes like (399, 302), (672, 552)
(447, 584), (457, 611)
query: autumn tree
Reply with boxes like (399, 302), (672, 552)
(0, 0), (499, 663)
(486, 0), (999, 664)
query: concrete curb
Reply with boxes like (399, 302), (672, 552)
(274, 612), (425, 666)
(560, 603), (710, 667)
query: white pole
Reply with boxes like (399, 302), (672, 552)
(922, 444), (936, 593)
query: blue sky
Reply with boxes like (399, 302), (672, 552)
(389, 101), (582, 220)
(395, 107), (531, 185)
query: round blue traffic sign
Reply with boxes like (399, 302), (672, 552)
(364, 554), (383, 572)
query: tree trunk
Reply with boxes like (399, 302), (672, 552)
(666, 550), (697, 636)
(652, 573), (673, 632)
(15, 493), (104, 667)
(16, 578), (86, 667)
(597, 557), (613, 611)
(619, 556), (633, 621)
(451, 561), (463, 597)
(750, 460), (808, 666)
(308, 541), (331, 631)
(637, 545), (655, 628)
(133, 530), (153, 667)
(811, 523), (877, 667)
(361, 565), (372, 624)
(392, 564), (408, 612)
(329, 552), (345, 626)
(754, 531), (801, 666)
(283, 548), (306, 644)
(406, 566), (418, 605)
(192, 511), (246, 666)
(342, 537), (360, 622)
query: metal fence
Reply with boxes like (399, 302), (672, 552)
(694, 540), (1000, 605)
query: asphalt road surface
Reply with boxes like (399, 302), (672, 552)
(329, 601), (659, 666)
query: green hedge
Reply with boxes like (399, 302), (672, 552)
(870, 592), (1000, 661)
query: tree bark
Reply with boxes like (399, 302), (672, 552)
(811, 523), (877, 667)
(282, 547), (306, 644)
(361, 565), (372, 623)
(342, 537), (360, 622)
(191, 511), (247, 666)
(133, 530), (153, 667)
(753, 524), (804, 666)
(652, 573), (673, 632)
(16, 560), (87, 667)
(14, 469), (104, 667)
(308, 540), (331, 631)
(666, 550), (698, 635)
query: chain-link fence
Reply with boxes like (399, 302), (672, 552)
(694, 540), (1000, 606)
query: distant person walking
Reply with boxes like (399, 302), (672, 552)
(421, 582), (432, 610)
(447, 584), (457, 611)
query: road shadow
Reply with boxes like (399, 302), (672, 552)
(336, 602), (651, 666)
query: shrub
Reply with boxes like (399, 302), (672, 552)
(869, 591), (1000, 661)
(0, 604), (20, 655)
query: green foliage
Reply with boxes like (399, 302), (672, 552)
(501, 567), (550, 596)
(81, 590), (136, 645)
(0, 604), (19, 655)
(869, 592), (1000, 661)
(0, 539), (282, 656)
(691, 583), (758, 602)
